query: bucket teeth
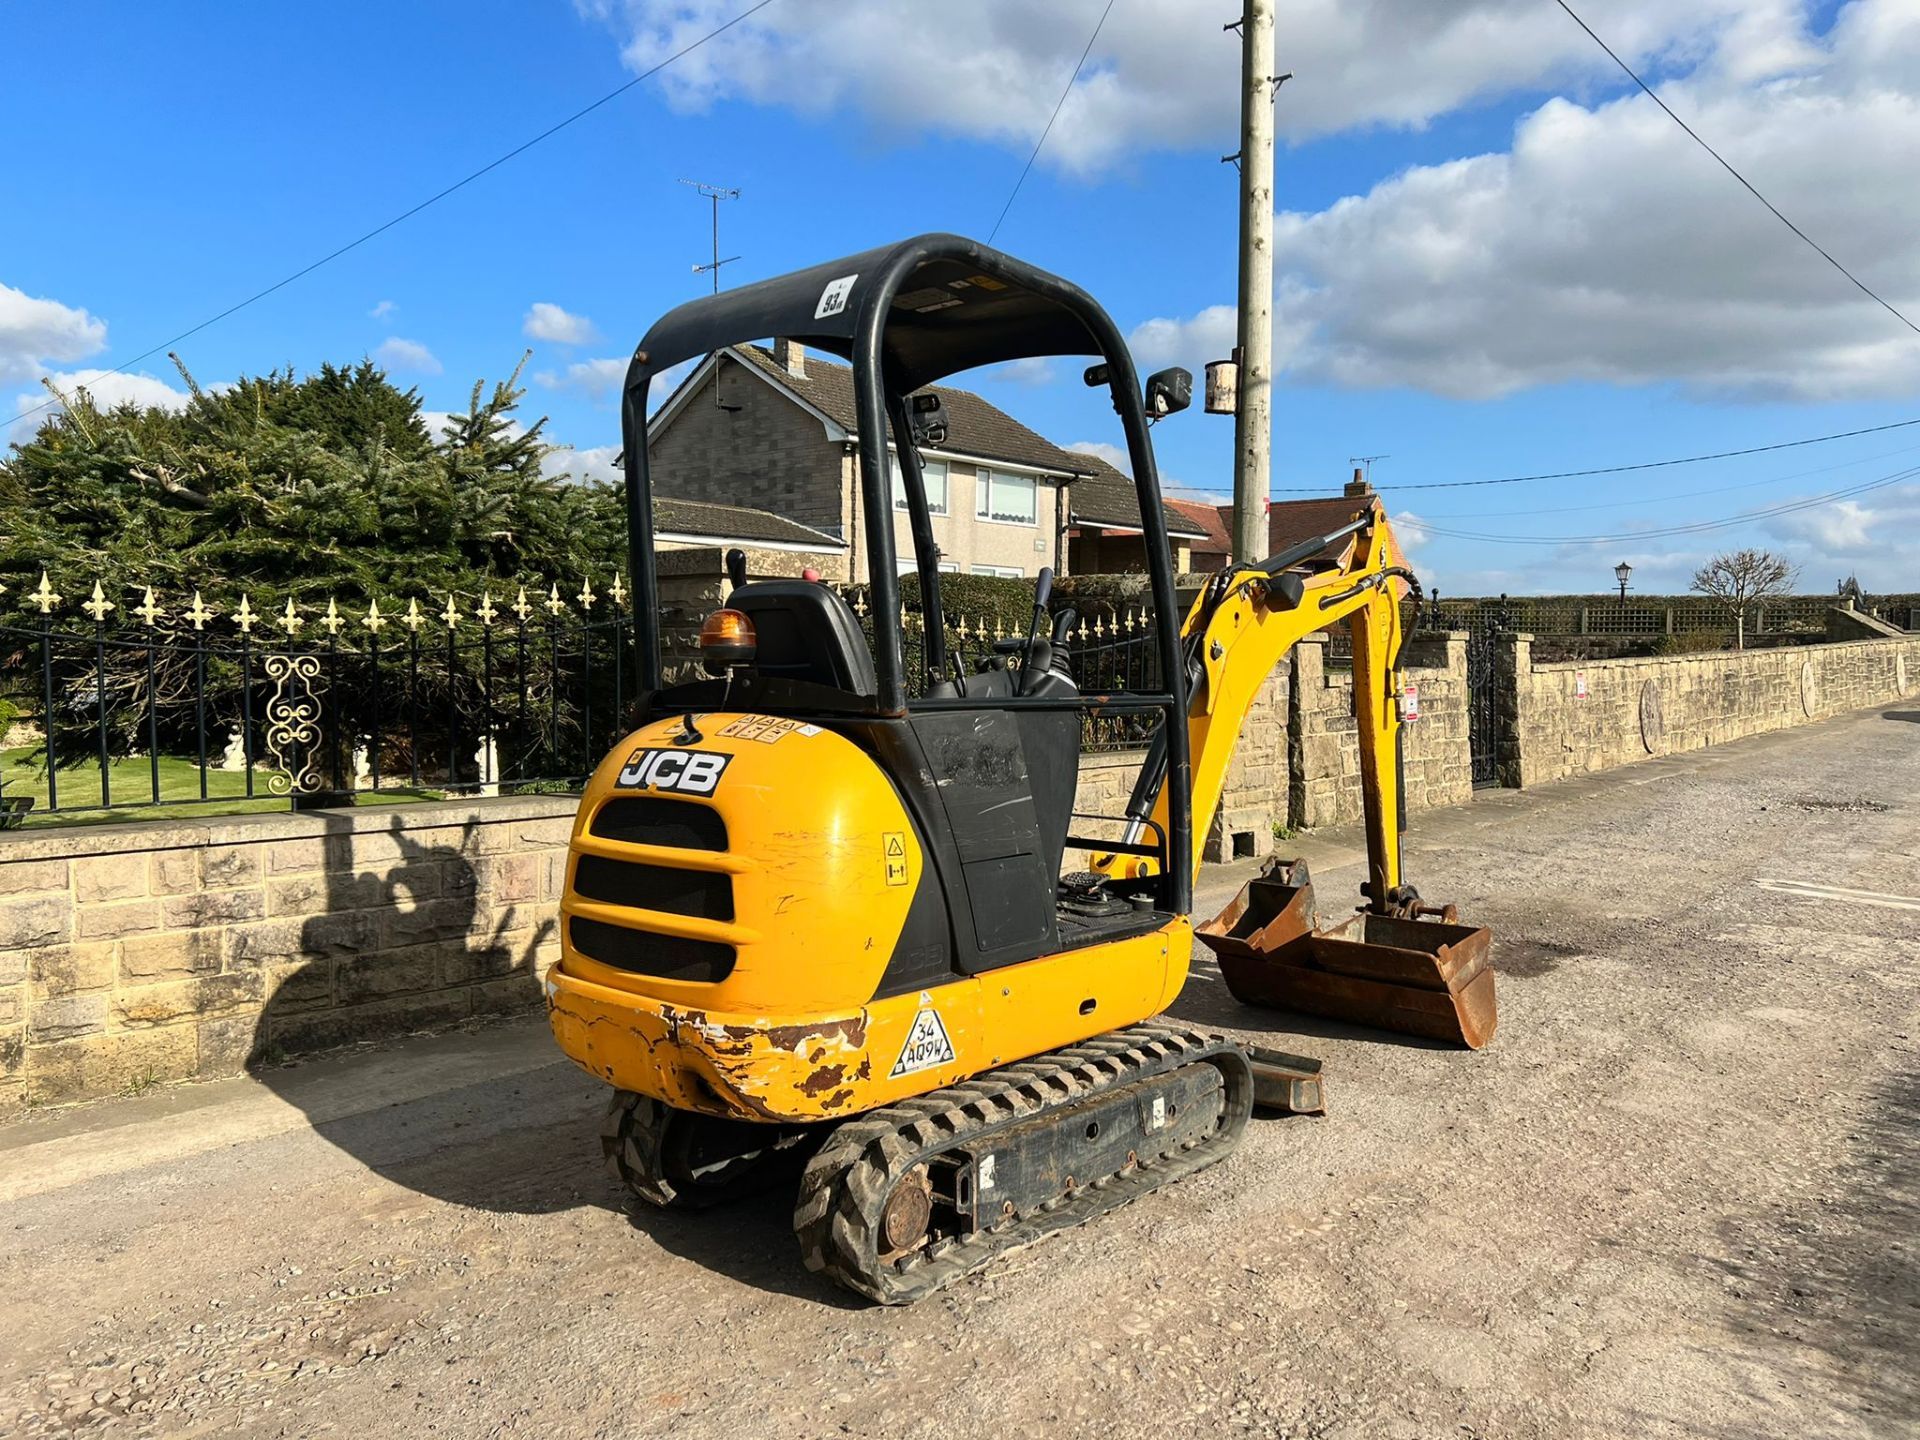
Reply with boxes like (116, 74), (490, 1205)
(1196, 857), (1498, 1050)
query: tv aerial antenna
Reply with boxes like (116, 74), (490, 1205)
(680, 180), (743, 411)
(680, 179), (741, 294)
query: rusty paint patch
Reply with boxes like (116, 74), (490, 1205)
(799, 1063), (847, 1096)
(819, 1087), (857, 1110)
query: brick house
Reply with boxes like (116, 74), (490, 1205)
(646, 341), (1204, 578)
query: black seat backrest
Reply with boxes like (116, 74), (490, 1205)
(728, 581), (877, 696)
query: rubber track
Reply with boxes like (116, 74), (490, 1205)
(793, 1024), (1255, 1304)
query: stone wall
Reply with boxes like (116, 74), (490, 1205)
(1503, 631), (1920, 788)
(0, 797), (573, 1116)
(9, 626), (1905, 1112)
(1290, 632), (1474, 829)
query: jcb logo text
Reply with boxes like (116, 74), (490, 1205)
(616, 748), (731, 796)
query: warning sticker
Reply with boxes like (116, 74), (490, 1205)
(883, 831), (909, 887)
(719, 715), (817, 744)
(890, 1008), (955, 1077)
(814, 273), (858, 320)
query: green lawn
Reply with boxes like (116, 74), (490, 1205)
(0, 748), (450, 828)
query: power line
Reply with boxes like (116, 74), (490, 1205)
(1256, 414), (1920, 494)
(11, 0), (782, 430)
(1415, 440), (1920, 520)
(1396, 464), (1919, 547)
(1553, 0), (1920, 339)
(986, 0), (1118, 246)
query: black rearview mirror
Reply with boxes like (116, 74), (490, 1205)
(909, 391), (949, 446)
(1144, 367), (1193, 419)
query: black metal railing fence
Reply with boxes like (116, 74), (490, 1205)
(0, 584), (634, 826)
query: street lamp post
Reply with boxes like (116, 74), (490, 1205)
(1614, 561), (1633, 602)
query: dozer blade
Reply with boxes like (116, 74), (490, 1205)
(1195, 859), (1497, 1050)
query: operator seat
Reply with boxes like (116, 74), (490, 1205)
(728, 580), (877, 696)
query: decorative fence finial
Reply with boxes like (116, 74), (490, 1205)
(363, 598), (385, 634)
(83, 581), (115, 623)
(609, 573), (628, 607)
(233, 595), (257, 634)
(476, 592), (499, 627)
(186, 590), (216, 630)
(441, 594), (460, 631)
(321, 598), (344, 636)
(513, 587), (533, 622)
(404, 598), (424, 633)
(545, 583), (565, 617)
(135, 587), (164, 627)
(32, 570), (62, 615)
(577, 577), (596, 610)
(278, 598), (303, 635)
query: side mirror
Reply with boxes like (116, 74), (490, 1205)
(1144, 367), (1193, 419)
(909, 391), (949, 446)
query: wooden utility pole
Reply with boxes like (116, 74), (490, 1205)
(1230, 0), (1277, 563)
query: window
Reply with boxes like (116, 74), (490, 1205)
(975, 469), (1037, 525)
(891, 456), (949, 515)
(898, 561), (962, 574)
(970, 564), (1024, 578)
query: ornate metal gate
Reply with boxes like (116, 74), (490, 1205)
(1463, 606), (1512, 789)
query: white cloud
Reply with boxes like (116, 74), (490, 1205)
(1128, 305), (1236, 377)
(985, 356), (1056, 386)
(1246, 0), (1920, 402)
(0, 281), (107, 384)
(523, 302), (599, 345)
(579, 0), (1795, 174)
(1766, 480), (1920, 582)
(1064, 439), (1130, 475)
(375, 337), (442, 375)
(369, 299), (397, 321)
(9, 368), (192, 442)
(543, 443), (623, 485)
(534, 355), (628, 401)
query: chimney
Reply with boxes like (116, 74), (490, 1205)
(774, 338), (805, 379)
(1344, 465), (1371, 498)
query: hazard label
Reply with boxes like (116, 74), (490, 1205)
(883, 831), (908, 887)
(890, 1008), (955, 1077)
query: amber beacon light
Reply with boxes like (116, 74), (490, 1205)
(698, 608), (757, 673)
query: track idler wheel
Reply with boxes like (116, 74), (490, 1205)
(601, 1090), (813, 1209)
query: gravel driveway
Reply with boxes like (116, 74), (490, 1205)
(3, 702), (1915, 1439)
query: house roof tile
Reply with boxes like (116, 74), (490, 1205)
(655, 495), (845, 549)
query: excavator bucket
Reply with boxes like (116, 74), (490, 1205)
(1196, 859), (1497, 1050)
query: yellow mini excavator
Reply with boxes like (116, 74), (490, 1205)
(544, 234), (1494, 1303)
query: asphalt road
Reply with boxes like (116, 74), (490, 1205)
(3, 702), (1917, 1440)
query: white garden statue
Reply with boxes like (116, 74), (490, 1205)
(351, 742), (372, 790)
(474, 736), (499, 797)
(219, 728), (248, 772)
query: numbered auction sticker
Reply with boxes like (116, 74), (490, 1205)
(815, 273), (858, 319)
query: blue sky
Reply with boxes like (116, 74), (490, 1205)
(4, 0), (1917, 594)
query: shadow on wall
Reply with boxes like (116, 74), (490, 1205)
(1886, 710), (1920, 724)
(243, 814), (842, 1301)
(249, 814), (561, 1203)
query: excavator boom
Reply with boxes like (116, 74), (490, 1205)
(1152, 498), (1498, 1048)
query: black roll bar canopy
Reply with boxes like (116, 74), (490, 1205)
(619, 233), (1195, 909)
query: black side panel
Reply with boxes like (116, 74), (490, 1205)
(875, 857), (954, 999)
(906, 711), (1059, 972)
(842, 719), (973, 997)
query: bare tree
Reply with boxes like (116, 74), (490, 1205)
(1690, 548), (1797, 648)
